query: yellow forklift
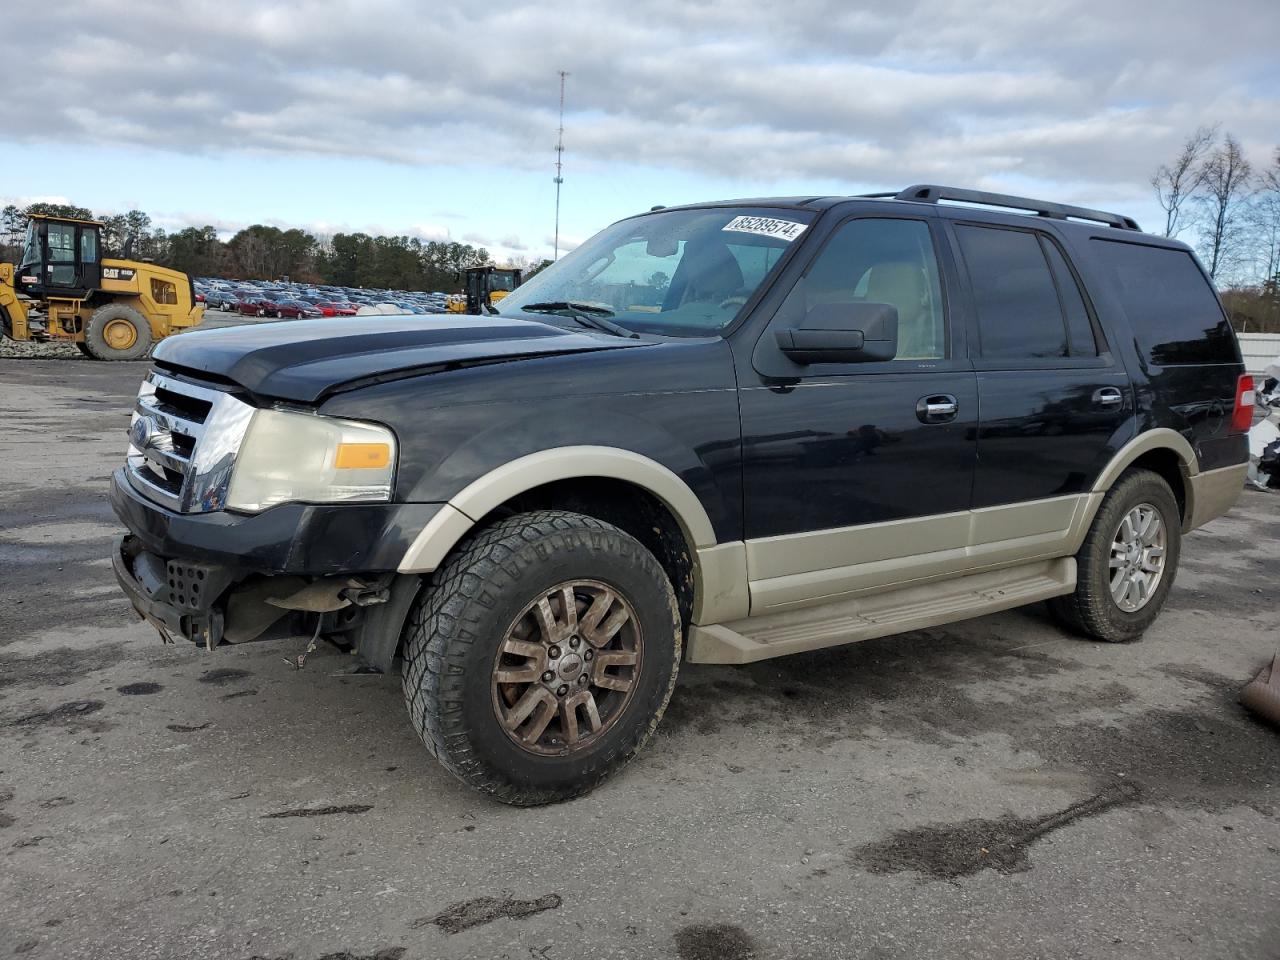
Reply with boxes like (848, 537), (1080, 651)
(448, 265), (523, 315)
(0, 214), (204, 360)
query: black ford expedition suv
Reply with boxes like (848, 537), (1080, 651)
(111, 185), (1251, 804)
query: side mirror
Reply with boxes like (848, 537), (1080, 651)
(774, 302), (899, 364)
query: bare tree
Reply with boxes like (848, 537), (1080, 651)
(1249, 148), (1280, 286)
(1151, 126), (1216, 238)
(1196, 134), (1254, 281)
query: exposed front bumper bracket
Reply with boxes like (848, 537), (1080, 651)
(112, 535), (237, 648)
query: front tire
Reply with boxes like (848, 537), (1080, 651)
(83, 303), (153, 361)
(402, 510), (682, 805)
(1049, 468), (1181, 642)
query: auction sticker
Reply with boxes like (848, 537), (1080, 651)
(722, 216), (807, 242)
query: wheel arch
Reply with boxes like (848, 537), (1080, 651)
(397, 447), (725, 625)
(1084, 428), (1198, 532)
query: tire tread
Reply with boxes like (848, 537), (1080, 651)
(1050, 468), (1181, 642)
(401, 509), (681, 805)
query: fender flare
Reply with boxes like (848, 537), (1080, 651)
(397, 445), (718, 573)
(1090, 427), (1198, 493)
(1069, 428), (1200, 546)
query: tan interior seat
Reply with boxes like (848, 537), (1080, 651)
(863, 262), (937, 359)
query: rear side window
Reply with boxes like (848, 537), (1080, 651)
(150, 279), (178, 305)
(1092, 240), (1236, 365)
(1042, 241), (1097, 356)
(956, 225), (1066, 360)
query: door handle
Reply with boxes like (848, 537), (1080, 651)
(1093, 387), (1124, 407)
(917, 394), (958, 424)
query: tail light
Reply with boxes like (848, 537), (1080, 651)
(1230, 374), (1255, 434)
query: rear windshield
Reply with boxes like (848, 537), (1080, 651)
(1092, 240), (1237, 366)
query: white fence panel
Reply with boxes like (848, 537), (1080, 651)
(1238, 333), (1280, 376)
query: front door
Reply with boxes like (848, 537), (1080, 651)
(44, 221), (80, 290)
(738, 215), (978, 613)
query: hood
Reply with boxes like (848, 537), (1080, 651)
(152, 314), (649, 403)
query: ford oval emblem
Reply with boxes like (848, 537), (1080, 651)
(130, 415), (161, 450)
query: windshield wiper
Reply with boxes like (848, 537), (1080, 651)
(519, 301), (639, 339)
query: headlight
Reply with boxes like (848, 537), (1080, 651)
(226, 409), (397, 512)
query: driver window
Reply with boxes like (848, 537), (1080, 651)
(792, 218), (945, 360)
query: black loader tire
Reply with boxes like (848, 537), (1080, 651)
(1049, 468), (1181, 642)
(83, 303), (153, 361)
(402, 510), (682, 805)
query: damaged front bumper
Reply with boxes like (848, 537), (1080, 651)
(112, 534), (230, 645)
(112, 534), (393, 648)
(108, 468), (440, 651)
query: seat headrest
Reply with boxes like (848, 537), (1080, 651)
(865, 263), (925, 307)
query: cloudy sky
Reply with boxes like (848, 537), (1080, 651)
(4, 0), (1277, 262)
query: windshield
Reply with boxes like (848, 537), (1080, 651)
(490, 270), (519, 292)
(498, 206), (815, 336)
(19, 221), (40, 270)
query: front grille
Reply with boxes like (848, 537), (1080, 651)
(125, 371), (256, 513)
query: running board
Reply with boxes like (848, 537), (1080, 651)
(686, 558), (1075, 664)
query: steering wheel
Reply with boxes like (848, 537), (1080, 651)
(718, 288), (751, 309)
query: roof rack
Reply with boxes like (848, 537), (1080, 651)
(890, 184), (1141, 231)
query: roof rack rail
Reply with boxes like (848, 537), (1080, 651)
(892, 184), (1141, 231)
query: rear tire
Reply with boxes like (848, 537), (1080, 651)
(401, 510), (682, 805)
(83, 303), (153, 361)
(1049, 468), (1181, 642)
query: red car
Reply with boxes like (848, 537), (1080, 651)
(236, 297), (278, 317)
(315, 301), (359, 317)
(275, 300), (323, 319)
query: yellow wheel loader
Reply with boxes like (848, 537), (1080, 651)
(0, 214), (204, 360)
(447, 265), (523, 315)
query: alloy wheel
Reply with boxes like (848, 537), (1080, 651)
(491, 580), (642, 756)
(1109, 502), (1166, 612)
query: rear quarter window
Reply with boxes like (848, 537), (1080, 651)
(1092, 240), (1237, 366)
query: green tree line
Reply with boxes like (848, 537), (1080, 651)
(0, 202), (526, 292)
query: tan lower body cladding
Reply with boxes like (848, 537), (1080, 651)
(687, 461), (1247, 664)
(687, 557), (1075, 664)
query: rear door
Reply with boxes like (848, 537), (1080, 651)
(945, 218), (1130, 514)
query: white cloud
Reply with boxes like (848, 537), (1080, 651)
(5, 0), (1279, 229)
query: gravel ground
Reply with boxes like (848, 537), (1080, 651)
(0, 358), (1278, 960)
(0, 339), (82, 360)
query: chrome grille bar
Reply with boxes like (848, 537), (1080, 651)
(125, 370), (256, 514)
(135, 394), (206, 441)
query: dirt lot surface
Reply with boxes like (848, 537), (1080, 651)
(1, 357), (1278, 960)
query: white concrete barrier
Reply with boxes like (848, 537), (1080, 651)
(1238, 333), (1280, 376)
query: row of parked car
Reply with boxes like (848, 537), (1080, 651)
(193, 279), (454, 318)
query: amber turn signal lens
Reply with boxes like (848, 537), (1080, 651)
(335, 442), (392, 469)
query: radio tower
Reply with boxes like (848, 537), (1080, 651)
(553, 70), (568, 261)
